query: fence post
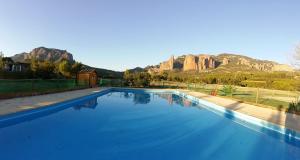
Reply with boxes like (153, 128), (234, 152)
(256, 88), (259, 104)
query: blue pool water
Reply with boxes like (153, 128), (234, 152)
(0, 90), (300, 160)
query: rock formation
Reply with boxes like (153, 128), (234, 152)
(198, 55), (207, 70)
(237, 58), (251, 66)
(198, 55), (215, 70)
(208, 57), (215, 68)
(150, 53), (295, 73)
(222, 58), (229, 65)
(253, 63), (270, 71)
(183, 55), (198, 71)
(11, 47), (74, 63)
(148, 67), (160, 74)
(159, 56), (174, 71)
(182, 54), (216, 71)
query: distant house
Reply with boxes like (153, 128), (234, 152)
(1, 57), (30, 72)
(77, 69), (98, 88)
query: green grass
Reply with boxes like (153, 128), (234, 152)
(192, 87), (291, 110)
(151, 81), (296, 111)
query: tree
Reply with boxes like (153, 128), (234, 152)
(123, 70), (134, 86)
(71, 62), (83, 77)
(36, 61), (56, 79)
(134, 72), (151, 87)
(123, 71), (151, 87)
(0, 51), (4, 70)
(30, 57), (39, 74)
(58, 60), (71, 78)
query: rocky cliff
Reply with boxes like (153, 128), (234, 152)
(159, 56), (174, 71)
(11, 47), (74, 63)
(153, 53), (294, 73)
(182, 54), (216, 71)
(183, 55), (198, 71)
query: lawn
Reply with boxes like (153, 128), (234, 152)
(151, 81), (300, 111)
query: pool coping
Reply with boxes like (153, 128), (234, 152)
(0, 87), (299, 141)
(173, 90), (300, 141)
(0, 88), (113, 125)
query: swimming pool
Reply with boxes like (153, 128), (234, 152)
(0, 88), (299, 160)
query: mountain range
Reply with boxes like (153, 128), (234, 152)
(9, 47), (294, 78)
(145, 53), (294, 73)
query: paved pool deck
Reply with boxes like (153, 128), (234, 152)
(0, 88), (299, 132)
(0, 87), (106, 116)
(179, 89), (300, 132)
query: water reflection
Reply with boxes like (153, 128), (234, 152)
(123, 92), (132, 99)
(119, 92), (197, 107)
(284, 113), (298, 145)
(133, 93), (151, 104)
(73, 98), (98, 110)
(120, 92), (151, 104)
(156, 93), (198, 107)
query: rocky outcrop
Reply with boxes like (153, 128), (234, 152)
(198, 55), (207, 70)
(198, 55), (215, 70)
(236, 57), (278, 71)
(149, 53), (295, 73)
(11, 47), (74, 63)
(159, 56), (174, 71)
(183, 55), (198, 71)
(222, 58), (229, 65)
(237, 58), (251, 66)
(183, 54), (216, 71)
(148, 67), (160, 74)
(208, 57), (215, 68)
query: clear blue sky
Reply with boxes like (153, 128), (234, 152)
(0, 0), (299, 71)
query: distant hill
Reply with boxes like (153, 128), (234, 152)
(128, 67), (146, 73)
(147, 53), (294, 73)
(83, 65), (123, 79)
(10, 47), (123, 79)
(11, 47), (74, 63)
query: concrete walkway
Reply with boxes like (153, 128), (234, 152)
(0, 87), (105, 116)
(0, 88), (299, 132)
(179, 90), (300, 132)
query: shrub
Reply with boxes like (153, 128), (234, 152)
(219, 85), (236, 97)
(286, 101), (300, 113)
(271, 80), (298, 91)
(124, 71), (151, 87)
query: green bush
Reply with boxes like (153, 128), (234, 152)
(124, 71), (151, 87)
(271, 80), (298, 91)
(219, 85), (237, 97)
(287, 101), (300, 113)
